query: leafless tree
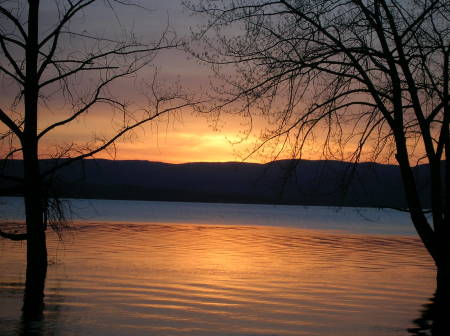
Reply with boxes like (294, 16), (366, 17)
(186, 0), (449, 299)
(0, 0), (193, 315)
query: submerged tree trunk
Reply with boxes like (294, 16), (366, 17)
(22, 225), (47, 317)
(432, 264), (450, 335)
(22, 149), (47, 316)
(395, 138), (449, 307)
(436, 260), (450, 300)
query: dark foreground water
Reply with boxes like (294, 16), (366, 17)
(0, 199), (437, 335)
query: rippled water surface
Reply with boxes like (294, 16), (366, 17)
(0, 199), (436, 335)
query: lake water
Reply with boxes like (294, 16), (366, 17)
(0, 198), (437, 335)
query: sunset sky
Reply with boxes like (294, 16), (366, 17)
(0, 1), (396, 164)
(0, 0), (265, 163)
(59, 0), (247, 164)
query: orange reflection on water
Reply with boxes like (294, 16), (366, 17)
(0, 221), (436, 335)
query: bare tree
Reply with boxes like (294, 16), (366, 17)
(0, 0), (193, 315)
(186, 0), (449, 298)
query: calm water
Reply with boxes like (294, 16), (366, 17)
(0, 198), (436, 335)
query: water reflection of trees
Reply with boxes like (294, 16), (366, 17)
(408, 292), (450, 336)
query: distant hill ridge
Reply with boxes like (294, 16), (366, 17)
(0, 159), (432, 208)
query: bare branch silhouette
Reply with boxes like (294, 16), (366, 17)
(186, 0), (449, 296)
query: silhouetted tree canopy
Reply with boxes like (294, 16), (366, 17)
(0, 0), (193, 316)
(186, 0), (449, 299)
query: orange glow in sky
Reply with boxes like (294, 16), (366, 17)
(35, 107), (281, 164)
(35, 103), (331, 164)
(0, 1), (401, 165)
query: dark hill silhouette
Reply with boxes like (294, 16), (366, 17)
(0, 159), (432, 208)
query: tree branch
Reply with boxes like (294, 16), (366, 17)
(0, 228), (27, 241)
(0, 6), (27, 40)
(0, 107), (22, 139)
(41, 100), (200, 178)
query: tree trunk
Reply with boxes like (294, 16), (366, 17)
(21, 156), (47, 317)
(434, 186), (449, 307)
(431, 261), (450, 335)
(436, 260), (450, 300)
(22, 227), (47, 318)
(22, 0), (45, 317)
